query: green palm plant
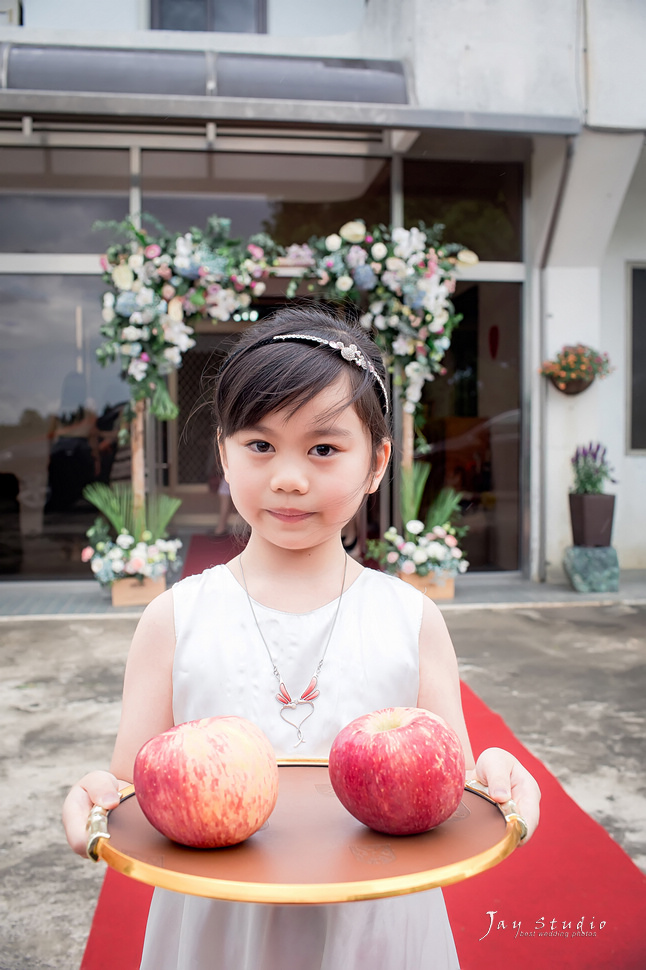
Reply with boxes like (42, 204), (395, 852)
(82, 483), (181, 542)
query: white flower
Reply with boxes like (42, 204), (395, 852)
(90, 558), (103, 574)
(392, 226), (426, 260)
(392, 335), (416, 357)
(112, 264), (134, 290)
(116, 533), (135, 549)
(373, 314), (387, 331)
(121, 325), (142, 341)
(164, 346), (182, 366)
(253, 281), (266, 297)
(427, 541), (447, 560)
(429, 308), (450, 332)
(325, 234), (342, 252)
(336, 275), (354, 293)
(101, 308), (115, 324)
(457, 249), (479, 265)
(406, 519), (425, 535)
(103, 292), (115, 308)
(127, 358), (148, 381)
(402, 541), (416, 556)
(371, 242), (388, 261)
(128, 253), (144, 271)
(359, 312), (373, 330)
(385, 256), (408, 277)
(111, 559), (124, 573)
(412, 547), (429, 565)
(136, 287), (155, 306)
(167, 296), (184, 322)
(451, 548), (463, 559)
(369, 301), (385, 315)
(339, 221), (366, 243)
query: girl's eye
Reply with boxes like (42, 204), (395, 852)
(310, 444), (336, 458)
(249, 440), (273, 453)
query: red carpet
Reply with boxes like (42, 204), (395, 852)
(179, 532), (243, 579)
(80, 540), (646, 969)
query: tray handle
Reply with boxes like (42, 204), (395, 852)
(464, 779), (528, 843)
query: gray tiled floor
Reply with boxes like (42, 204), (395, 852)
(1, 570), (644, 617)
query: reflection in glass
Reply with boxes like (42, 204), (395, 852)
(419, 282), (522, 570)
(0, 147), (129, 253)
(404, 160), (523, 262)
(142, 151), (390, 244)
(0, 276), (127, 578)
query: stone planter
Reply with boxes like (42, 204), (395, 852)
(111, 575), (166, 607)
(568, 493), (615, 547)
(398, 571), (455, 601)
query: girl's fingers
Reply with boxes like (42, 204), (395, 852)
(62, 771), (121, 856)
(474, 747), (541, 842)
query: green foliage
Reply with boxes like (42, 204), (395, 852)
(82, 483), (182, 542)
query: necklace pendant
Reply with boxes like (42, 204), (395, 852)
(279, 698), (316, 747)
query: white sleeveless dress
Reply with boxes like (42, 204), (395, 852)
(139, 565), (460, 970)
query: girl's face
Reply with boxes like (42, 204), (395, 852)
(219, 377), (390, 552)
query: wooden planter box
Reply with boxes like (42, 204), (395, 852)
(111, 575), (166, 607)
(398, 571), (455, 601)
(569, 493), (615, 547)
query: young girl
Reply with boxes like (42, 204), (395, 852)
(63, 306), (540, 970)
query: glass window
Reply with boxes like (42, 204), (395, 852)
(0, 148), (129, 253)
(0, 275), (127, 578)
(151, 0), (267, 33)
(403, 160), (523, 262)
(418, 282), (522, 571)
(141, 150), (391, 244)
(630, 266), (646, 451)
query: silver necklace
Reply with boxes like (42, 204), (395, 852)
(238, 555), (348, 748)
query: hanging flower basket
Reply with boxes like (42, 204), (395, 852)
(549, 375), (593, 395)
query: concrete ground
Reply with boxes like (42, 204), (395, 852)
(0, 599), (644, 969)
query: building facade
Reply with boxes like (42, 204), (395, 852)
(0, 0), (644, 582)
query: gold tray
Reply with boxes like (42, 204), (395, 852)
(87, 762), (525, 904)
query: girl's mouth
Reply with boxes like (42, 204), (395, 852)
(267, 508), (313, 523)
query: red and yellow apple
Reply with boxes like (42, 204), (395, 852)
(328, 707), (465, 835)
(133, 716), (279, 848)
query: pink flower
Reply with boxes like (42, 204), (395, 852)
(198, 266), (210, 277)
(247, 244), (264, 260)
(81, 546), (94, 562)
(401, 560), (417, 574)
(433, 526), (447, 538)
(99, 255), (109, 272)
(365, 235), (373, 243)
(158, 264), (172, 280)
(140, 352), (150, 362)
(145, 244), (161, 259)
(445, 534), (458, 547)
(386, 551), (399, 564)
(162, 283), (176, 301)
(125, 556), (146, 574)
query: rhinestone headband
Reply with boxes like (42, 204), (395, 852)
(271, 333), (389, 414)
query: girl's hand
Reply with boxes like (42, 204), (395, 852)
(62, 771), (122, 857)
(472, 747), (541, 842)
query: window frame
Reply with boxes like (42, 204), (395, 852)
(627, 262), (646, 455)
(150, 0), (267, 34)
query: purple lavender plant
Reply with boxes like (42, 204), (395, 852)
(570, 442), (616, 494)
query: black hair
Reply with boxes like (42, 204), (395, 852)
(212, 305), (391, 472)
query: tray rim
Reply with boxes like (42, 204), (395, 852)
(96, 760), (524, 904)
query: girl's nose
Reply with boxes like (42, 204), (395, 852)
(270, 458), (309, 494)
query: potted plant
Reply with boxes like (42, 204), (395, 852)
(568, 442), (616, 547)
(81, 483), (183, 605)
(368, 463), (469, 600)
(540, 344), (612, 394)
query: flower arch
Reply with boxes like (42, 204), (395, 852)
(97, 215), (477, 512)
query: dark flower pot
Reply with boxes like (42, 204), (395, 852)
(550, 375), (594, 395)
(569, 494), (615, 547)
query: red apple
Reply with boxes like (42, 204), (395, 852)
(133, 716), (279, 848)
(328, 707), (465, 835)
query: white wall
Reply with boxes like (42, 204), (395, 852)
(600, 145), (646, 569)
(23, 0), (146, 31)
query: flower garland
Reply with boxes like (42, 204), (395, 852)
(97, 216), (475, 420)
(297, 220), (477, 413)
(97, 216), (277, 420)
